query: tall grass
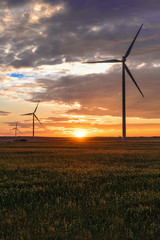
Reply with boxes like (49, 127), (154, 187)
(0, 139), (160, 239)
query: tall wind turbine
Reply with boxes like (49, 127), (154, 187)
(21, 101), (42, 138)
(84, 24), (144, 141)
(12, 122), (21, 138)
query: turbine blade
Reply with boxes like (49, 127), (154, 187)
(16, 122), (18, 127)
(34, 114), (42, 126)
(17, 129), (21, 133)
(124, 24), (143, 58)
(21, 113), (33, 116)
(34, 101), (40, 113)
(84, 59), (121, 63)
(124, 63), (144, 97)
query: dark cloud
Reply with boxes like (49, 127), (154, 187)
(0, 0), (159, 69)
(0, 0), (160, 127)
(67, 107), (109, 116)
(27, 63), (160, 119)
(29, 72), (121, 112)
(0, 111), (10, 116)
(5, 121), (40, 129)
(47, 116), (79, 121)
(2, 0), (32, 7)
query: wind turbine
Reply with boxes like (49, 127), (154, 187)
(12, 122), (21, 138)
(21, 101), (42, 138)
(84, 24), (144, 141)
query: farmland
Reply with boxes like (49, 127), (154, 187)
(0, 137), (160, 240)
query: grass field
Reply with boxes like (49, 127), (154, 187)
(0, 138), (160, 240)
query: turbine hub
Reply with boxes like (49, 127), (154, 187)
(122, 56), (126, 62)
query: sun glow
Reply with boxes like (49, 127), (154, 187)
(75, 130), (86, 138)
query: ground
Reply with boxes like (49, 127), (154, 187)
(0, 137), (160, 240)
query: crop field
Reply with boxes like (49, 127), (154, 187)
(1, 137), (160, 240)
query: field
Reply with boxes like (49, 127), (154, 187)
(1, 137), (160, 240)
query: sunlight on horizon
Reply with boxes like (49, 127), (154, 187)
(74, 129), (86, 138)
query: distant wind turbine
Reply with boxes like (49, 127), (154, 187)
(84, 24), (144, 141)
(21, 101), (42, 138)
(12, 122), (21, 138)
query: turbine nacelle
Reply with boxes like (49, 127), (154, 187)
(122, 56), (126, 62)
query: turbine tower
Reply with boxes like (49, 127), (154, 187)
(12, 122), (21, 138)
(21, 101), (42, 138)
(84, 24), (144, 141)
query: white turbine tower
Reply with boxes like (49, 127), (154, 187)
(12, 122), (21, 138)
(84, 24), (144, 141)
(21, 101), (42, 138)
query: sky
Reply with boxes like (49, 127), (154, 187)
(0, 0), (160, 137)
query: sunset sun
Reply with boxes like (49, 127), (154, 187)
(75, 130), (86, 138)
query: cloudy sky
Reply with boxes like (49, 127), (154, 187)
(0, 0), (160, 137)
